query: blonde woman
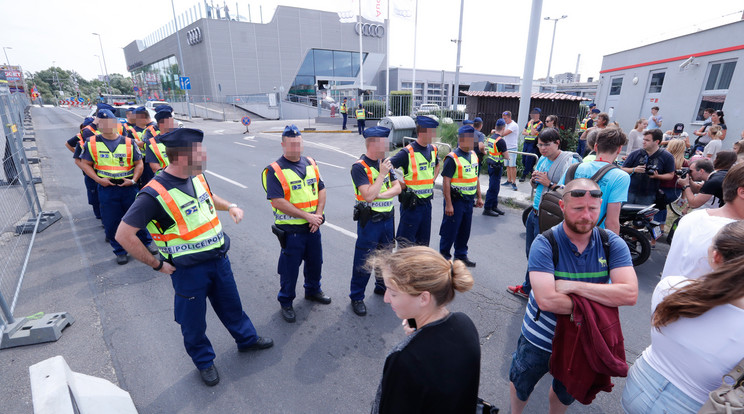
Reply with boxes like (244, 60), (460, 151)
(733, 138), (744, 164)
(369, 247), (480, 414)
(700, 125), (723, 162)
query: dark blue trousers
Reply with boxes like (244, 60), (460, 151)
(484, 163), (503, 210)
(97, 184), (151, 256)
(170, 256), (258, 369)
(357, 119), (366, 135)
(521, 140), (539, 179)
(342, 113), (348, 129)
(396, 199), (432, 246)
(83, 174), (101, 219)
(522, 209), (541, 295)
(439, 197), (474, 259)
(577, 139), (586, 157)
(277, 230), (323, 307)
(350, 217), (394, 301)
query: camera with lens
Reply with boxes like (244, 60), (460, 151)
(645, 165), (659, 176)
(675, 167), (690, 179)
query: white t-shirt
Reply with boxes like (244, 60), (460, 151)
(643, 276), (744, 404)
(702, 140), (722, 162)
(504, 120), (520, 149)
(626, 129), (644, 154)
(662, 209), (735, 279)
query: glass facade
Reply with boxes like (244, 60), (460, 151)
(289, 49), (367, 96)
(130, 56), (183, 101)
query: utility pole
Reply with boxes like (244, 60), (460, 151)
(171, 0), (192, 119)
(92, 33), (112, 95)
(516, 0), (543, 141)
(544, 15), (567, 84)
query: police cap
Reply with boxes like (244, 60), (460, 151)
(159, 128), (204, 148)
(495, 119), (506, 127)
(591, 108), (601, 114)
(97, 109), (116, 119)
(462, 119), (474, 125)
(154, 105), (173, 122)
(96, 103), (114, 112)
(530, 108), (542, 114)
(282, 124), (302, 137)
(82, 117), (95, 126)
(458, 125), (475, 136)
(134, 106), (148, 115)
(473, 117), (483, 123)
(362, 126), (390, 139)
(416, 115), (439, 129)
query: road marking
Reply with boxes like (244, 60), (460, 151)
(204, 170), (248, 189)
(59, 107), (84, 119)
(303, 140), (357, 159)
(214, 129), (225, 135)
(192, 104), (225, 115)
(234, 142), (255, 148)
(324, 221), (357, 239)
(316, 160), (344, 169)
(243, 136), (255, 140)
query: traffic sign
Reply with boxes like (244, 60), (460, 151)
(241, 116), (251, 126)
(179, 77), (191, 90)
(78, 97), (84, 103)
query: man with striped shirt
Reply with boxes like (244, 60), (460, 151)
(509, 178), (637, 413)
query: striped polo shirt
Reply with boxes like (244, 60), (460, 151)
(521, 224), (632, 352)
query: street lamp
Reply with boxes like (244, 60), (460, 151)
(93, 54), (105, 81)
(2, 46), (12, 66)
(92, 33), (112, 95)
(544, 15), (567, 83)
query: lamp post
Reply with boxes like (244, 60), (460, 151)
(171, 0), (192, 119)
(93, 54), (105, 80)
(2, 46), (11, 66)
(92, 33), (112, 95)
(544, 15), (567, 84)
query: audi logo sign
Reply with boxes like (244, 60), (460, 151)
(186, 27), (202, 46)
(355, 23), (385, 38)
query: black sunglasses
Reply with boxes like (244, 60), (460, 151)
(568, 189), (603, 198)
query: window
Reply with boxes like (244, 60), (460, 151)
(333, 51), (352, 78)
(648, 72), (665, 93)
(313, 50), (334, 77)
(609, 77), (623, 95)
(695, 59), (737, 121)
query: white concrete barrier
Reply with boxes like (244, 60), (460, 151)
(29, 356), (137, 414)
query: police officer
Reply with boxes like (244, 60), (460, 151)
(135, 106), (160, 185)
(78, 109), (156, 264)
(355, 104), (368, 135)
(520, 108), (544, 182)
(124, 107), (137, 132)
(262, 125), (331, 323)
(340, 97), (348, 130)
(390, 115), (439, 246)
(473, 117), (487, 164)
(349, 126), (401, 316)
(115, 128), (274, 387)
(483, 119), (509, 216)
(439, 125), (483, 267)
(578, 107), (599, 156)
(143, 105), (175, 179)
(66, 117), (101, 220)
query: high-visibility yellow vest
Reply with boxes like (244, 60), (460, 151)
(87, 134), (135, 179)
(402, 144), (437, 199)
(144, 174), (224, 263)
(580, 116), (592, 132)
(447, 150), (478, 196)
(126, 125), (143, 142)
(340, 103), (347, 114)
(353, 160), (394, 213)
(261, 157), (321, 225)
(148, 137), (169, 168)
(486, 135), (504, 163)
(356, 109), (366, 120)
(524, 120), (543, 141)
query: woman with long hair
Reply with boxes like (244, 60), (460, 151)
(711, 110), (727, 141)
(369, 247), (480, 413)
(626, 118), (647, 156)
(622, 221), (744, 413)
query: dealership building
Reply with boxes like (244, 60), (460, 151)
(595, 20), (743, 147)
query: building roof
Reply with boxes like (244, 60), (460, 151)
(462, 91), (590, 101)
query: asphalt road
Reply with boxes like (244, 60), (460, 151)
(0, 106), (671, 413)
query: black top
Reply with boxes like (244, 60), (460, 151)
(700, 169), (727, 207)
(623, 148), (675, 196)
(376, 312), (481, 414)
(351, 155), (397, 190)
(121, 171), (230, 266)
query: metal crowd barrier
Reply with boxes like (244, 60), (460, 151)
(0, 90), (67, 349)
(508, 150), (540, 199)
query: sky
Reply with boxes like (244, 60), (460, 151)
(1, 0), (742, 83)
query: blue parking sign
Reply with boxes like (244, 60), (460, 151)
(179, 77), (191, 90)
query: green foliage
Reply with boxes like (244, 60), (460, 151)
(26, 66), (134, 105)
(362, 100), (384, 119)
(390, 91), (412, 116)
(560, 126), (579, 152)
(438, 123), (458, 151)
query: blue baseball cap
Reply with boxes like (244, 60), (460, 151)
(160, 128), (204, 148)
(126, 107), (136, 113)
(416, 115), (439, 128)
(589, 103), (596, 108)
(495, 119), (506, 127)
(458, 125), (475, 136)
(362, 126), (391, 139)
(591, 108), (601, 114)
(134, 106), (148, 115)
(473, 117), (483, 123)
(97, 109), (116, 119)
(530, 108), (541, 114)
(282, 124), (302, 137)
(462, 119), (474, 125)
(154, 105), (173, 122)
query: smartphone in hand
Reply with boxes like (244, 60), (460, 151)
(407, 318), (417, 330)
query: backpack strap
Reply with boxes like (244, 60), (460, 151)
(589, 163), (618, 182)
(564, 162), (581, 184)
(598, 228), (612, 266)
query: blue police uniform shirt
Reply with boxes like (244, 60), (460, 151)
(81, 135), (143, 164)
(441, 148), (478, 201)
(623, 148), (675, 196)
(559, 161), (630, 229)
(351, 155), (398, 192)
(486, 135), (508, 166)
(521, 225), (633, 352)
(389, 141), (439, 176)
(121, 171), (230, 266)
(264, 156), (326, 200)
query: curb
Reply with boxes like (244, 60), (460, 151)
(432, 177), (533, 211)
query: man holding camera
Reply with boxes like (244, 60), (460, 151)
(620, 129), (675, 205)
(678, 151), (738, 209)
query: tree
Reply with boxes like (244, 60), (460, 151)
(27, 66), (135, 105)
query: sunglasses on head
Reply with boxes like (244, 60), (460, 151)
(568, 189), (603, 198)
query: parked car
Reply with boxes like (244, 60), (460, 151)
(415, 103), (440, 115)
(145, 100), (170, 109)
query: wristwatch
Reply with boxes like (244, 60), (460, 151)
(227, 203), (238, 210)
(682, 185), (691, 191)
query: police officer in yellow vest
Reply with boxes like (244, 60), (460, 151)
(355, 103), (369, 135)
(390, 115), (440, 246)
(124, 107), (137, 136)
(578, 105), (599, 156)
(143, 105), (174, 181)
(66, 117), (103, 220)
(340, 97), (348, 130)
(132, 106), (160, 185)
(520, 108), (544, 182)
(262, 125), (331, 324)
(483, 119), (510, 216)
(439, 124), (483, 267)
(350, 126), (401, 316)
(115, 128), (274, 387)
(79, 109), (157, 264)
